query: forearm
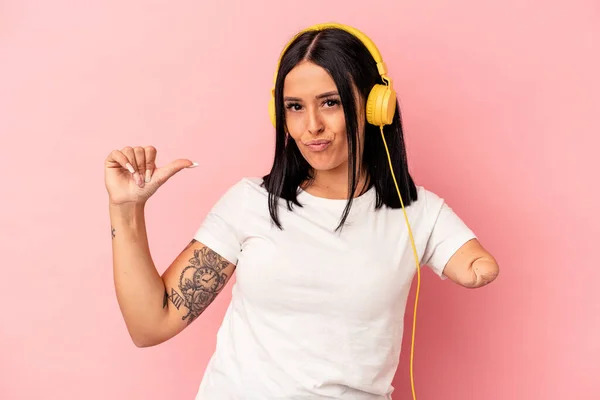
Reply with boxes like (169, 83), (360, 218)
(110, 202), (167, 344)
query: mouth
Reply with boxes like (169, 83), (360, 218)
(303, 139), (332, 152)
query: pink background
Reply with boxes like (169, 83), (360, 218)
(1, 1), (598, 399)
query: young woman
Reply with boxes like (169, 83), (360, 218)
(105, 23), (499, 400)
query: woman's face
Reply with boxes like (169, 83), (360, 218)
(283, 61), (364, 175)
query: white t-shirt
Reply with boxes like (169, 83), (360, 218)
(193, 177), (476, 400)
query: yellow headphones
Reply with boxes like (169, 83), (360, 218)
(270, 23), (422, 400)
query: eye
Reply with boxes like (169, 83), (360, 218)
(323, 99), (341, 108)
(285, 102), (303, 111)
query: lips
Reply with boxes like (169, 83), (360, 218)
(304, 139), (331, 152)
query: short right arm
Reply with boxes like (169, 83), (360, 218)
(110, 202), (235, 347)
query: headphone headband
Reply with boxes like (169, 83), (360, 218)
(271, 22), (390, 88)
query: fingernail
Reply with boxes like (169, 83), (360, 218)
(126, 163), (135, 173)
(134, 172), (141, 186)
(187, 162), (199, 168)
(145, 170), (151, 183)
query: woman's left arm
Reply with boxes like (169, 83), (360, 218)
(442, 239), (500, 288)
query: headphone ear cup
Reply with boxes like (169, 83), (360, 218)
(269, 95), (276, 128)
(366, 84), (396, 126)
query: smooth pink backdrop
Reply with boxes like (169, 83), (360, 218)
(1, 1), (598, 399)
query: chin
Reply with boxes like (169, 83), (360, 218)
(305, 157), (345, 173)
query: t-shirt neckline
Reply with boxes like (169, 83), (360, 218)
(296, 185), (376, 208)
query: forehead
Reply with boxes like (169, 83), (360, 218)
(283, 61), (337, 95)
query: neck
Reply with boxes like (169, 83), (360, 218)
(303, 163), (369, 200)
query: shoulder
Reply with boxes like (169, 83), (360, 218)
(410, 185), (446, 215)
(204, 177), (268, 225)
(215, 176), (267, 206)
(413, 185), (475, 237)
(402, 185), (468, 233)
(233, 177), (267, 197)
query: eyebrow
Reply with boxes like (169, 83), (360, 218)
(283, 91), (340, 102)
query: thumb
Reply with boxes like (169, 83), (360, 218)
(154, 159), (198, 184)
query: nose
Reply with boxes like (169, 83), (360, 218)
(307, 107), (324, 135)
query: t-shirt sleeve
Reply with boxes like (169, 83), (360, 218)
(192, 179), (246, 265)
(420, 191), (477, 280)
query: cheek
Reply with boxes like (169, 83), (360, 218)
(328, 113), (348, 150)
(334, 136), (349, 162)
(329, 112), (346, 134)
